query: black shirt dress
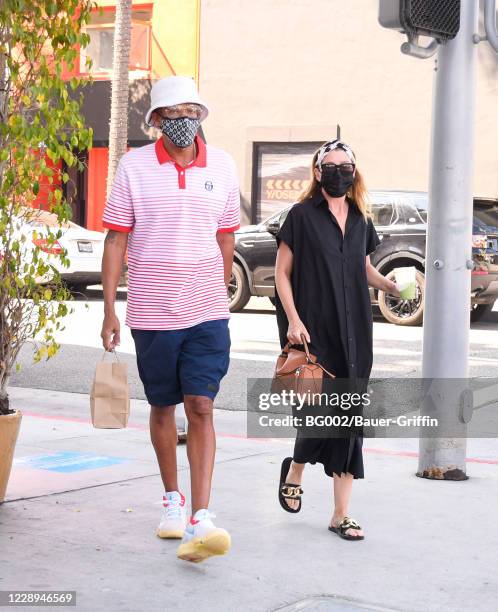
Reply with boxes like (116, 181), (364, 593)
(275, 190), (381, 479)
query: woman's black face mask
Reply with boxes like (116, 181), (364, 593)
(319, 163), (355, 197)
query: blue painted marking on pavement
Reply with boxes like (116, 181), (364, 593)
(14, 451), (129, 473)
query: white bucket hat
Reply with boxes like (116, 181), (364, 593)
(145, 76), (209, 127)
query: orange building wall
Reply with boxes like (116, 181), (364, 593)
(74, 1), (201, 230)
(33, 156), (62, 210)
(86, 148), (109, 231)
(67, 1), (200, 83)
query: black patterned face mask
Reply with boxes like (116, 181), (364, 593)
(160, 116), (200, 148)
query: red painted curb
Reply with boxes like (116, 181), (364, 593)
(19, 411), (498, 465)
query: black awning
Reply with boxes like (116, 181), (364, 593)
(74, 78), (154, 146)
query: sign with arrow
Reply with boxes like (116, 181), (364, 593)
(253, 141), (322, 222)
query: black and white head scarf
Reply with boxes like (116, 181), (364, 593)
(315, 139), (356, 170)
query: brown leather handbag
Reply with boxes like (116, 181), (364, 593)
(271, 334), (335, 400)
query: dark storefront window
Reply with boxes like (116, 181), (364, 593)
(252, 142), (323, 223)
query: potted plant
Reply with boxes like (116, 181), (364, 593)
(0, 0), (94, 503)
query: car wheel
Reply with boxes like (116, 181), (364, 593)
(67, 283), (88, 296)
(378, 269), (425, 326)
(119, 267), (128, 287)
(470, 302), (494, 323)
(228, 262), (250, 312)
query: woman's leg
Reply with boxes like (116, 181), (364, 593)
(283, 461), (305, 510)
(330, 473), (364, 537)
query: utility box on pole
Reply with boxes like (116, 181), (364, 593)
(378, 0), (498, 480)
(379, 0), (460, 42)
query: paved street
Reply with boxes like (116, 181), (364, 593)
(10, 292), (498, 401)
(2, 295), (498, 612)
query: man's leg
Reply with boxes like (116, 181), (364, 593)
(178, 319), (230, 512)
(131, 328), (187, 539)
(183, 395), (215, 513)
(176, 320), (231, 562)
(149, 404), (179, 492)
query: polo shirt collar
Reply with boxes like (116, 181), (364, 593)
(155, 134), (207, 168)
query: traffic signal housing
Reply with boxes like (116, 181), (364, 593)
(379, 0), (461, 43)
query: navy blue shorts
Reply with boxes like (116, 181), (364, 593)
(131, 319), (230, 407)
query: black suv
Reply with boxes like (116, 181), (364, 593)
(229, 191), (498, 325)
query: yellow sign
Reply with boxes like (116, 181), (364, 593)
(265, 178), (310, 200)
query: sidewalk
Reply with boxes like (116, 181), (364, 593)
(1, 387), (498, 612)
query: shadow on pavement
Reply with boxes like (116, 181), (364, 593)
(471, 309), (498, 329)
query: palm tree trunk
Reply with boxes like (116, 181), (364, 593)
(106, 0), (132, 200)
(0, 23), (10, 414)
(0, 22), (10, 173)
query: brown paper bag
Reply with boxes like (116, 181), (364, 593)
(90, 350), (130, 428)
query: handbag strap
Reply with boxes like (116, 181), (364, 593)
(281, 335), (335, 377)
(281, 334), (313, 363)
(316, 362), (336, 379)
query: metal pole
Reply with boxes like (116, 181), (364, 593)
(417, 0), (479, 480)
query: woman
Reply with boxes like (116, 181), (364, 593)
(274, 139), (400, 541)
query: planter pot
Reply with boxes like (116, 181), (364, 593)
(0, 410), (22, 504)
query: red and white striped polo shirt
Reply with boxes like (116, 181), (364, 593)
(102, 135), (240, 330)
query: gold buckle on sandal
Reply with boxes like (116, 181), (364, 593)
(341, 516), (360, 529)
(281, 485), (303, 498)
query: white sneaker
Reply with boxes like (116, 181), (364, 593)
(177, 509), (231, 563)
(156, 491), (187, 539)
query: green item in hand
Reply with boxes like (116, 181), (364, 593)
(397, 281), (416, 300)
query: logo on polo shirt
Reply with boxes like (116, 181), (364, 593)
(205, 180), (214, 191)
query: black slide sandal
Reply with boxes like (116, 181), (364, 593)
(278, 456), (303, 514)
(328, 516), (364, 540)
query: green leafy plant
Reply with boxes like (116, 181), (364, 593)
(0, 0), (95, 415)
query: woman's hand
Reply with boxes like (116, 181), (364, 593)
(385, 279), (401, 298)
(287, 319), (311, 345)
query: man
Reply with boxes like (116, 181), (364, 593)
(100, 76), (240, 563)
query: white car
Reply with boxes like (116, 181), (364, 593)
(21, 209), (106, 290)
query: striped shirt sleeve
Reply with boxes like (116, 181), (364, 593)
(217, 160), (241, 233)
(102, 158), (135, 233)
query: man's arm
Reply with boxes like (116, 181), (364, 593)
(216, 231), (235, 287)
(101, 230), (129, 351)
